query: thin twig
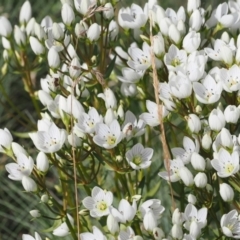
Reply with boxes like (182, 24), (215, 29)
(149, 12), (175, 210)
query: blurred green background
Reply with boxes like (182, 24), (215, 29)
(0, 0), (225, 239)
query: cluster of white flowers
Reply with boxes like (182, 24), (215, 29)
(2, 0), (240, 239)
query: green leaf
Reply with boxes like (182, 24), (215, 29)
(42, 218), (62, 233)
(103, 55), (116, 79)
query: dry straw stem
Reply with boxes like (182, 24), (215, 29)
(149, 12), (175, 210)
(70, 86), (81, 239)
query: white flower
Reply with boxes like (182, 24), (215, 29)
(193, 74), (222, 104)
(19, 1), (32, 24)
(169, 74), (192, 99)
(126, 143), (153, 170)
(208, 108), (225, 131)
(75, 107), (102, 134)
(53, 214), (74, 237)
(29, 119), (66, 153)
(82, 186), (113, 217)
(158, 157), (184, 182)
(80, 226), (107, 240)
(139, 100), (168, 127)
(122, 110), (145, 140)
(220, 65), (240, 92)
(118, 4), (147, 29)
(224, 105), (240, 124)
(221, 210), (240, 238)
(93, 120), (123, 149)
(171, 224), (183, 239)
(14, 26), (26, 46)
(117, 67), (144, 84)
(152, 227), (165, 240)
(121, 83), (137, 97)
(188, 194), (197, 205)
(211, 148), (239, 178)
(184, 204), (208, 238)
(110, 199), (137, 224)
(5, 153), (34, 181)
(219, 183), (234, 202)
(98, 88), (117, 110)
(215, 2), (238, 28)
(127, 42), (151, 71)
(164, 44), (187, 71)
(0, 128), (13, 154)
(22, 232), (42, 240)
(140, 199), (165, 231)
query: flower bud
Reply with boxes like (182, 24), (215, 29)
(172, 208), (183, 224)
(2, 37), (11, 50)
(75, 21), (88, 38)
(159, 17), (171, 36)
(191, 152), (206, 171)
(26, 17), (35, 36)
(98, 88), (117, 109)
(177, 20), (186, 35)
(116, 155), (123, 162)
(14, 25), (26, 46)
(68, 133), (82, 147)
(103, 3), (114, 20)
(22, 176), (37, 192)
(189, 9), (202, 31)
(19, 1), (32, 24)
(201, 132), (212, 150)
(190, 220), (201, 238)
(179, 167), (194, 186)
(41, 194), (49, 203)
(143, 210), (157, 231)
(87, 23), (101, 41)
(187, 0), (200, 13)
(52, 22), (64, 41)
(0, 16), (12, 37)
(29, 36), (45, 55)
(224, 105), (240, 124)
(194, 172), (207, 188)
(117, 104), (124, 120)
(36, 152), (49, 172)
(182, 31), (200, 53)
(48, 47), (60, 69)
(221, 31), (230, 43)
(209, 108), (225, 131)
(30, 209), (41, 218)
(0, 128), (13, 154)
(11, 142), (27, 156)
(121, 83), (137, 97)
(168, 24), (181, 44)
(153, 227), (165, 240)
(219, 183), (234, 202)
(69, 57), (81, 79)
(153, 33), (165, 57)
(171, 224), (183, 239)
(107, 214), (119, 234)
(186, 114), (201, 133)
(61, 3), (75, 26)
(34, 23), (47, 41)
(188, 194), (197, 204)
(220, 46), (233, 66)
(104, 108), (117, 125)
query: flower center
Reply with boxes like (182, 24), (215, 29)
(171, 57), (181, 67)
(107, 135), (116, 145)
(97, 201), (108, 211)
(224, 163), (234, 174)
(133, 155), (142, 165)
